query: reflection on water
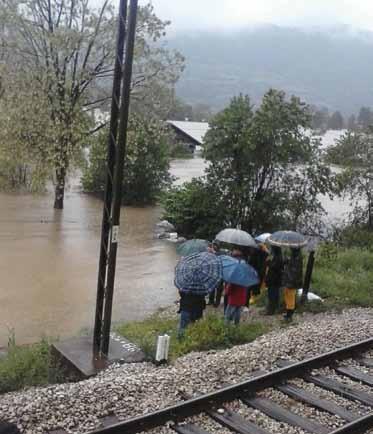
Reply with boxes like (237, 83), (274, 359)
(0, 143), (352, 345)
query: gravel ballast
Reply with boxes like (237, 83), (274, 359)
(2, 308), (373, 433)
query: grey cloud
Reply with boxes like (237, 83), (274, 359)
(97, 0), (373, 31)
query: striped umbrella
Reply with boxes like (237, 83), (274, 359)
(174, 252), (222, 295)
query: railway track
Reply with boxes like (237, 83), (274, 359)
(86, 337), (373, 434)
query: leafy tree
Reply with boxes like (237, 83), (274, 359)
(333, 130), (373, 228)
(82, 115), (171, 205)
(347, 114), (357, 131)
(311, 106), (329, 132)
(358, 107), (372, 129)
(328, 111), (344, 130)
(164, 90), (334, 238)
(162, 179), (226, 239)
(0, 1), (184, 208)
(168, 97), (212, 122)
(326, 131), (361, 165)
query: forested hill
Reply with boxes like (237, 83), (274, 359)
(168, 26), (373, 114)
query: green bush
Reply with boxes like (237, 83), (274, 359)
(162, 179), (226, 239)
(0, 339), (62, 394)
(117, 313), (269, 360)
(82, 115), (171, 205)
(334, 225), (373, 251)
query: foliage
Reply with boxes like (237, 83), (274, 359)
(333, 225), (373, 250)
(328, 111), (344, 130)
(0, 339), (63, 394)
(358, 107), (373, 129)
(162, 179), (225, 239)
(168, 97), (213, 122)
(329, 129), (373, 228)
(0, 1), (184, 207)
(82, 116), (171, 205)
(164, 90), (334, 237)
(311, 106), (329, 133)
(116, 312), (269, 360)
(313, 245), (373, 308)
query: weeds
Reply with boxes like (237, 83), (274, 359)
(116, 313), (269, 361)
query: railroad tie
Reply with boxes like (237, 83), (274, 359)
(173, 423), (211, 434)
(336, 365), (373, 387)
(304, 374), (373, 407)
(276, 383), (358, 422)
(241, 395), (329, 434)
(358, 358), (373, 369)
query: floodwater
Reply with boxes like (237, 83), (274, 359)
(0, 130), (350, 345)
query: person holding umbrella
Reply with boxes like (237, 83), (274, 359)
(175, 252), (222, 337)
(282, 247), (303, 321)
(268, 231), (307, 321)
(220, 255), (259, 325)
(265, 245), (283, 315)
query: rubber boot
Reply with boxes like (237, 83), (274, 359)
(283, 309), (294, 322)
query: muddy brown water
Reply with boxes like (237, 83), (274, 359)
(0, 142), (352, 345)
(0, 189), (179, 346)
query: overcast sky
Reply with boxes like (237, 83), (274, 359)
(102, 0), (373, 32)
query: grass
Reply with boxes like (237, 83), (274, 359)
(116, 312), (269, 361)
(0, 338), (64, 394)
(312, 244), (373, 309)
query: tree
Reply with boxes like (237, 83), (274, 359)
(162, 179), (226, 239)
(333, 130), (373, 228)
(164, 90), (334, 238)
(358, 107), (372, 129)
(82, 115), (171, 205)
(0, 67), (55, 191)
(311, 106), (329, 132)
(0, 1), (184, 208)
(347, 114), (357, 131)
(328, 111), (344, 130)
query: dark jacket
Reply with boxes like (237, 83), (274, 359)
(283, 252), (303, 289)
(266, 252), (283, 288)
(179, 292), (206, 312)
(249, 246), (269, 295)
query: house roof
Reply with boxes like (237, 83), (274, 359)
(167, 120), (210, 145)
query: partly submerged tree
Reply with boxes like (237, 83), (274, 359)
(0, 1), (183, 208)
(163, 90), (334, 238)
(82, 115), (171, 205)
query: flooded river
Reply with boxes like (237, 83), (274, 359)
(0, 132), (350, 345)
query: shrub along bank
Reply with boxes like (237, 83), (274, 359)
(0, 339), (63, 394)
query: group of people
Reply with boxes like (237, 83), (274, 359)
(177, 237), (303, 336)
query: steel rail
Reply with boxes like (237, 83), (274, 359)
(88, 337), (373, 434)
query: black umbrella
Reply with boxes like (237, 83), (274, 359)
(268, 230), (307, 248)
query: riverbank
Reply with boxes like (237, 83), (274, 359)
(1, 307), (373, 433)
(0, 243), (371, 397)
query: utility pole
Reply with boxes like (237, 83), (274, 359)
(93, 0), (139, 358)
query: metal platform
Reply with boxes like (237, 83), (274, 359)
(52, 333), (146, 378)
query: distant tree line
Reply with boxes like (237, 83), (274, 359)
(311, 106), (373, 132)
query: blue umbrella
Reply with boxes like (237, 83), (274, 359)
(175, 252), (223, 295)
(220, 255), (259, 287)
